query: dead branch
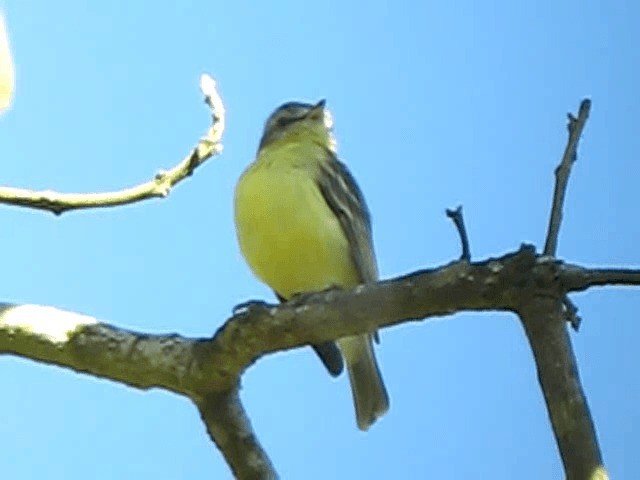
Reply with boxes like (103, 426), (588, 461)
(544, 99), (591, 256)
(522, 98), (606, 480)
(0, 74), (224, 215)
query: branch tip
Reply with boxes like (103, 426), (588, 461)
(0, 73), (226, 214)
(562, 296), (581, 331)
(543, 99), (592, 256)
(446, 206), (471, 261)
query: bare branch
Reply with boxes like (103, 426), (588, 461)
(544, 99), (591, 255)
(529, 99), (608, 479)
(0, 247), (545, 391)
(0, 248), (538, 379)
(560, 263), (640, 291)
(519, 299), (605, 479)
(0, 249), (536, 478)
(197, 388), (277, 480)
(0, 245), (632, 478)
(0, 74), (225, 215)
(446, 205), (471, 260)
(0, 302), (274, 477)
(0, 303), (204, 396)
(562, 295), (582, 331)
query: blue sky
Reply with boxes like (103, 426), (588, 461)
(1, 1), (638, 478)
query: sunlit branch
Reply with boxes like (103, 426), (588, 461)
(0, 74), (224, 215)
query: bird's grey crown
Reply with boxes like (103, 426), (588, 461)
(258, 101), (321, 150)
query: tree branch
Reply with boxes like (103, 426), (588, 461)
(519, 299), (603, 480)
(527, 99), (608, 479)
(560, 264), (640, 291)
(0, 248), (635, 478)
(0, 74), (224, 215)
(446, 205), (471, 260)
(544, 99), (591, 256)
(197, 388), (277, 480)
(0, 303), (204, 395)
(0, 248), (558, 373)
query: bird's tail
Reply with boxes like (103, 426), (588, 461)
(338, 334), (389, 431)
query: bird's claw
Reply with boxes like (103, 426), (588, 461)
(232, 299), (270, 316)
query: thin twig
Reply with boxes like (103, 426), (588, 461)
(544, 99), (591, 256)
(562, 296), (581, 331)
(446, 206), (471, 260)
(0, 74), (224, 215)
(560, 264), (640, 291)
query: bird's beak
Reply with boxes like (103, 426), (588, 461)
(307, 99), (326, 118)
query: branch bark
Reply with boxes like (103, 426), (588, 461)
(560, 264), (640, 291)
(518, 298), (603, 480)
(522, 99), (607, 479)
(544, 99), (591, 256)
(197, 388), (277, 480)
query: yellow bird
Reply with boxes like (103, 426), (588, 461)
(234, 100), (389, 430)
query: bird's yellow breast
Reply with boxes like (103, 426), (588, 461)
(234, 142), (359, 299)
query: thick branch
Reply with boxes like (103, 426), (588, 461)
(0, 248), (559, 390)
(544, 99), (591, 255)
(0, 74), (224, 215)
(197, 388), (277, 480)
(518, 299), (603, 480)
(0, 303), (204, 396)
(2, 249), (633, 478)
(209, 246), (540, 387)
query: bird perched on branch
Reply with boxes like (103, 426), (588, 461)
(234, 99), (389, 430)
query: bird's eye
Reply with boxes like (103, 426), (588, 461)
(275, 115), (301, 128)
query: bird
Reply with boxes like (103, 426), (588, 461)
(234, 99), (389, 430)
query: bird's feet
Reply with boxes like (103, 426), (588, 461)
(232, 299), (271, 316)
(287, 285), (342, 307)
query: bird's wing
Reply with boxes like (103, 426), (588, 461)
(317, 153), (380, 343)
(317, 153), (378, 283)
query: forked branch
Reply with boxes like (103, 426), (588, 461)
(521, 98), (607, 480)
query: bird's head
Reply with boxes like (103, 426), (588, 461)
(258, 99), (336, 152)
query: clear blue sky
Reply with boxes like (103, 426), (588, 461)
(1, 1), (638, 478)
